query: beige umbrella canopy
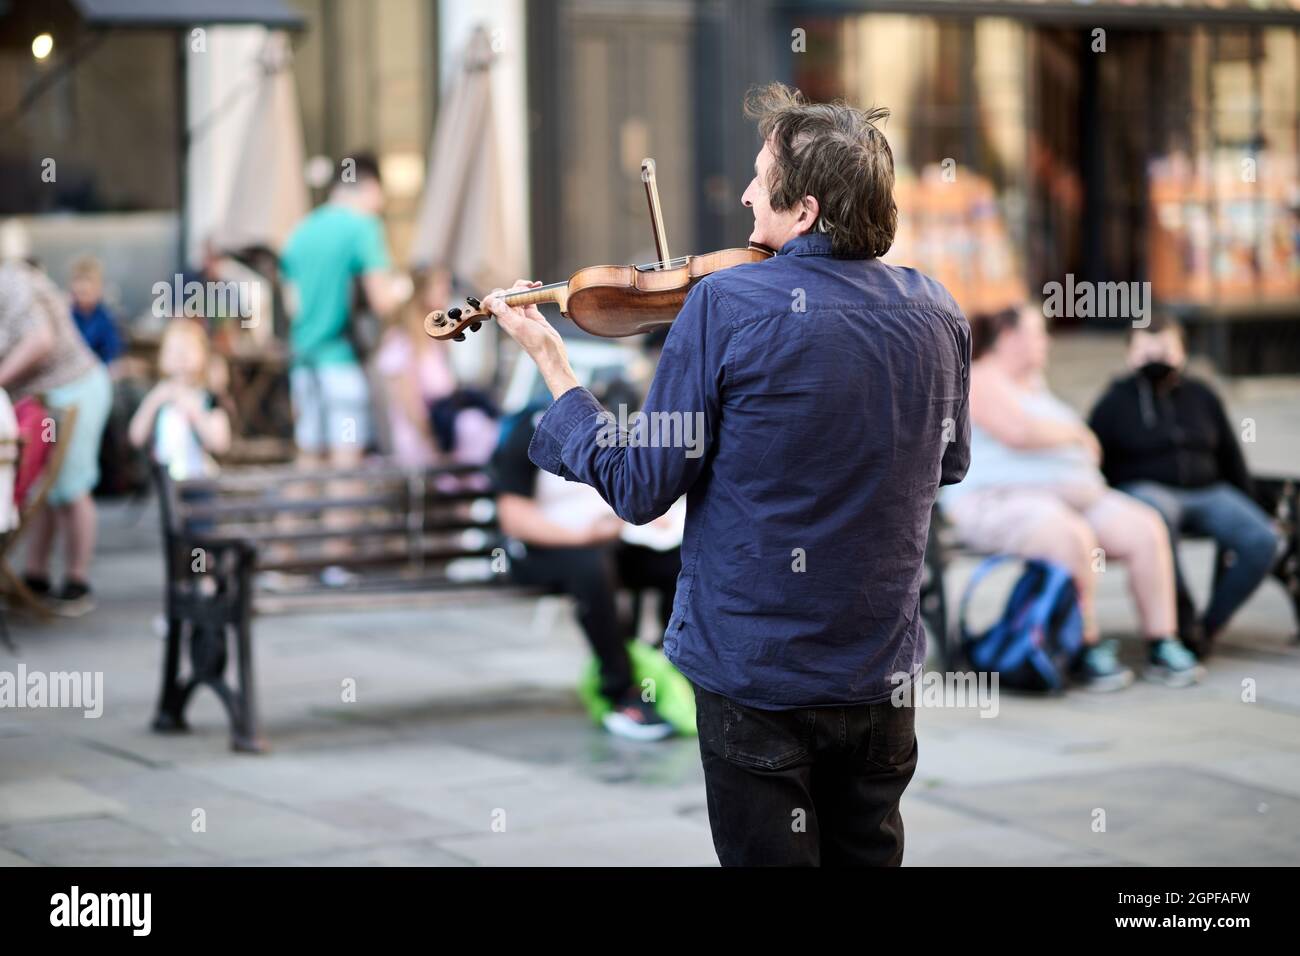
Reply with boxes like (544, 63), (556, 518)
(219, 31), (309, 253)
(409, 25), (527, 295)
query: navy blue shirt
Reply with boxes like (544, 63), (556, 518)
(72, 302), (124, 365)
(529, 232), (970, 709)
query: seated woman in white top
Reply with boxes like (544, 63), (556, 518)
(941, 304), (1202, 690)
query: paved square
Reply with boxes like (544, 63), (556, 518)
(2, 337), (1298, 866)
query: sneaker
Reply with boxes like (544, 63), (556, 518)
(49, 580), (95, 618)
(1144, 637), (1206, 688)
(319, 565), (360, 588)
(21, 574), (50, 598)
(602, 689), (674, 741)
(1071, 639), (1135, 692)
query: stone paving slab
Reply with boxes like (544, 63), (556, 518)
(0, 777), (126, 826)
(77, 768), (380, 863)
(3, 335), (1300, 866)
(178, 741), (537, 806)
(436, 816), (718, 866)
(0, 731), (150, 782)
(927, 765), (1300, 866)
(380, 766), (699, 835)
(901, 794), (1122, 866)
(1, 817), (217, 867)
(245, 840), (475, 867)
(1205, 751), (1300, 800)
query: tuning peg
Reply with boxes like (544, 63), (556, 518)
(453, 333), (466, 342)
(466, 296), (481, 309)
(448, 307), (462, 320)
(470, 322), (482, 332)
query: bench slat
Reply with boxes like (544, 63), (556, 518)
(178, 462), (486, 492)
(182, 489), (492, 520)
(199, 516), (494, 544)
(255, 542), (501, 574)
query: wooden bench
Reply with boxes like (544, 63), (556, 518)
(149, 461), (532, 752)
(148, 461), (658, 752)
(920, 475), (1300, 667)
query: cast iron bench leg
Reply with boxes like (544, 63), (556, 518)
(151, 615), (190, 732)
(229, 549), (266, 753)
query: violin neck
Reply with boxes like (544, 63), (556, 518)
(500, 281), (567, 309)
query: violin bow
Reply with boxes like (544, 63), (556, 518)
(641, 158), (671, 271)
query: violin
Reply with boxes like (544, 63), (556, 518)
(424, 158), (774, 341)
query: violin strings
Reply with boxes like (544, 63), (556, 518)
(488, 256), (693, 307)
(634, 256), (690, 270)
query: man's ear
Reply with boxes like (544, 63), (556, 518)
(795, 196), (820, 235)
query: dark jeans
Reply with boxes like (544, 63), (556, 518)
(178, 485), (216, 534)
(691, 680), (918, 866)
(1121, 481), (1281, 639)
(510, 541), (680, 702)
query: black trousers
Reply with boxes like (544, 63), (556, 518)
(510, 542), (681, 702)
(691, 681), (918, 866)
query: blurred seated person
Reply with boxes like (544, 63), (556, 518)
(376, 269), (457, 467)
(490, 382), (683, 741)
(939, 304), (1203, 689)
(68, 256), (124, 371)
(429, 389), (500, 491)
(128, 318), (230, 480)
(1088, 313), (1281, 656)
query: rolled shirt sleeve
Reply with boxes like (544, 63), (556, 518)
(528, 281), (731, 524)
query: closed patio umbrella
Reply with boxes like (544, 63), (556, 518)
(218, 31), (308, 254)
(409, 24), (527, 297)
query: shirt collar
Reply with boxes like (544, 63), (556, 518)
(777, 232), (834, 257)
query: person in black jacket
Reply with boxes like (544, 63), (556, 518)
(1088, 313), (1281, 655)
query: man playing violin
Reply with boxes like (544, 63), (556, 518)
(484, 83), (971, 867)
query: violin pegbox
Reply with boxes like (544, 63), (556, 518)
(423, 298), (486, 341)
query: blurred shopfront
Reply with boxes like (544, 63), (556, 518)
(532, 0), (1300, 373)
(783, 2), (1300, 373)
(5, 1), (1298, 374)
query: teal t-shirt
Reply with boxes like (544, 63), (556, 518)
(281, 204), (391, 367)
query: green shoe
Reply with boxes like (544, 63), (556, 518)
(1144, 638), (1206, 688)
(1072, 639), (1134, 692)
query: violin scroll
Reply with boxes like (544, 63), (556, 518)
(424, 301), (487, 342)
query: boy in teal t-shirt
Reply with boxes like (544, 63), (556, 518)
(283, 205), (389, 367)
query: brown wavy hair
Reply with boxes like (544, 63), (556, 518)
(743, 82), (897, 259)
(969, 306), (1023, 360)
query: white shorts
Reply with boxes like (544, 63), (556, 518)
(290, 363), (372, 454)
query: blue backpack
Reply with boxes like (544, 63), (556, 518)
(958, 556), (1085, 692)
